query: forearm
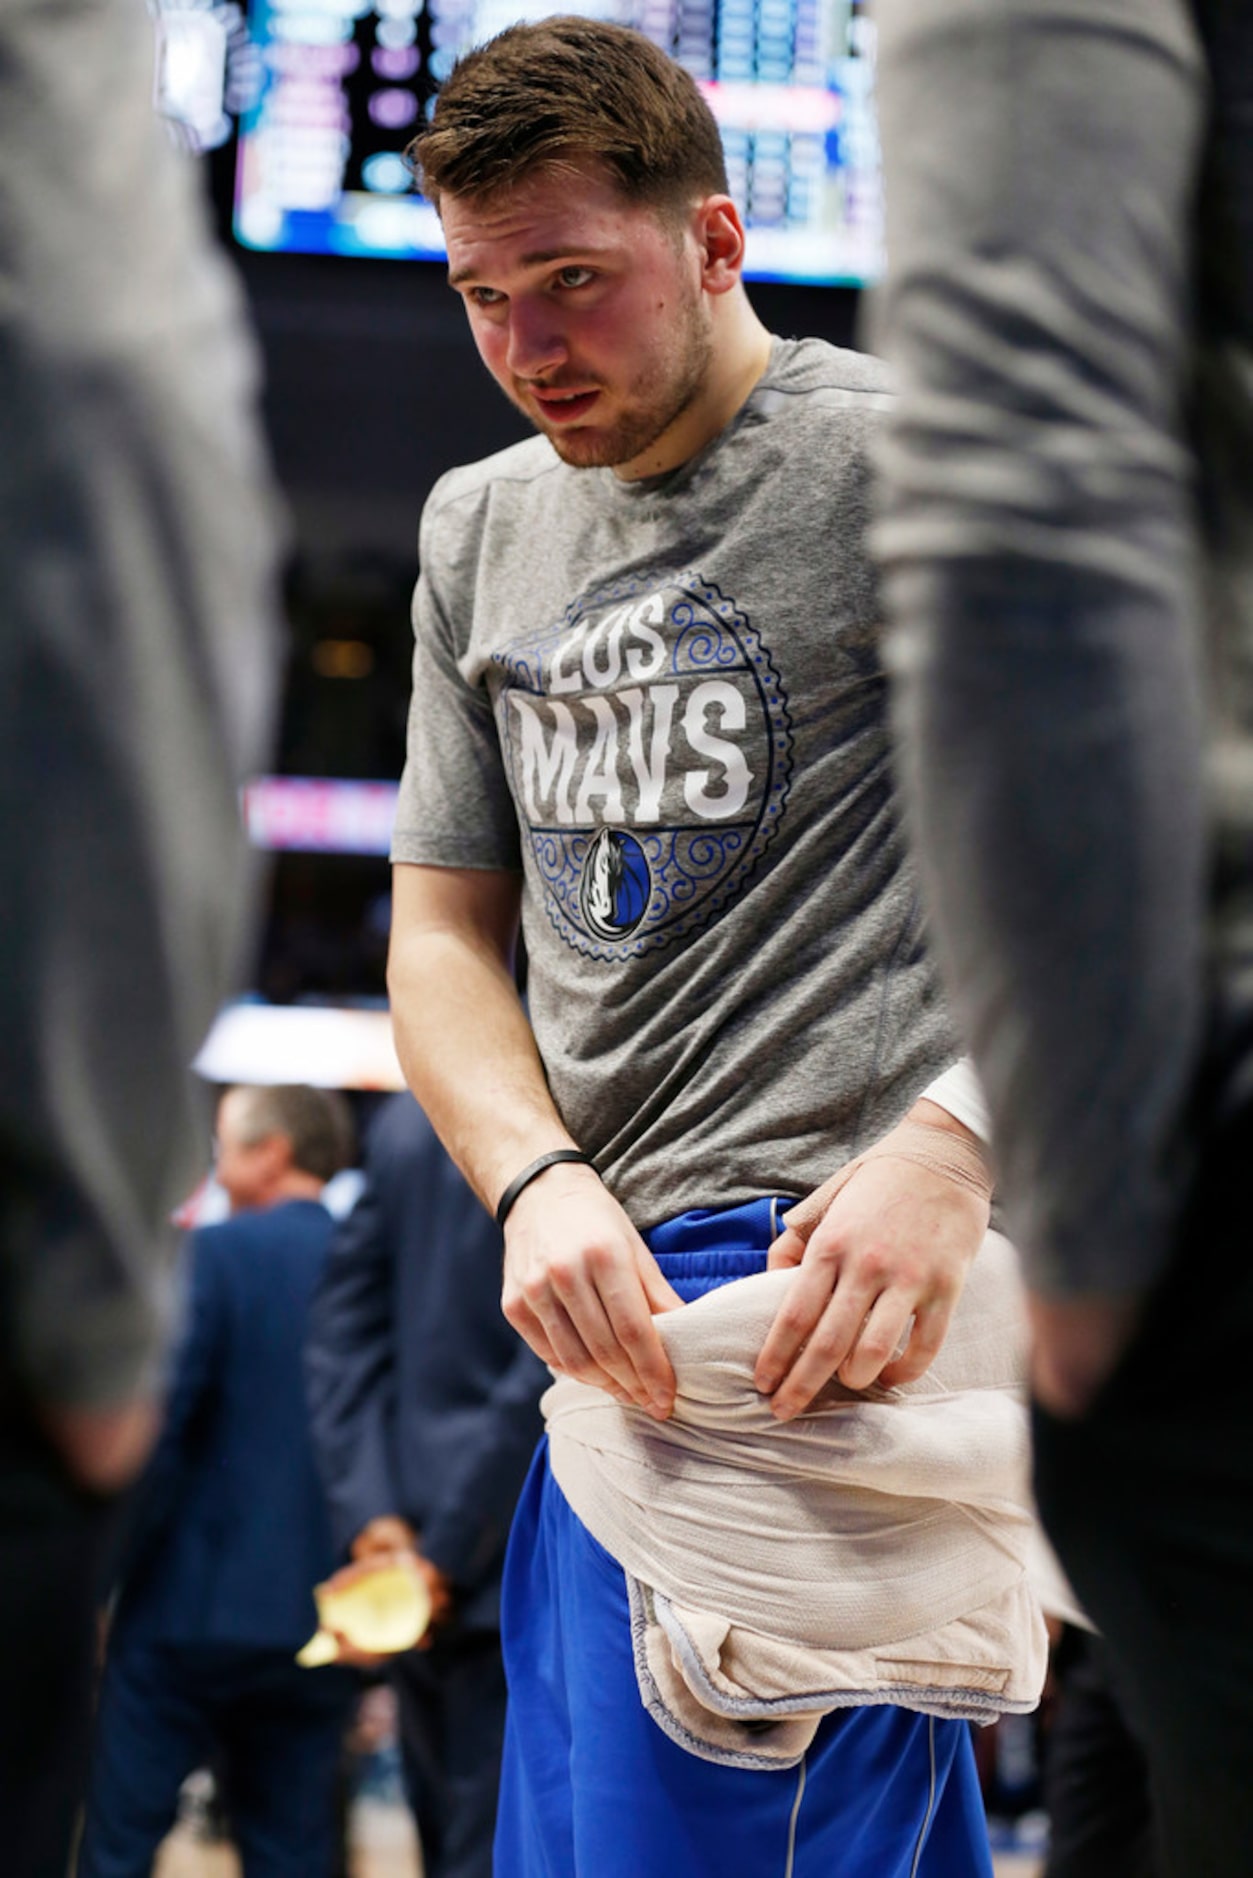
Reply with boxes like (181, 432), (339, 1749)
(387, 865), (578, 1213)
(872, 0), (1208, 1298)
(389, 866), (681, 1412)
(889, 575), (1204, 1298)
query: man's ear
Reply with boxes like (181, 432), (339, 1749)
(259, 1131), (295, 1184)
(694, 194), (747, 295)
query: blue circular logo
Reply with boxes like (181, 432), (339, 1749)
(578, 830), (651, 940)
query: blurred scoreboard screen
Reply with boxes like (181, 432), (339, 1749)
(233, 0), (881, 284)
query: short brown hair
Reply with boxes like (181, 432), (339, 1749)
(228, 1085), (355, 1184)
(411, 18), (728, 212)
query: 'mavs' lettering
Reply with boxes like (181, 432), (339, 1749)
(511, 679), (753, 827)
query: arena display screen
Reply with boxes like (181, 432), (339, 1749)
(233, 0), (881, 284)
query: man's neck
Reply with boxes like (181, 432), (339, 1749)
(237, 1170), (325, 1214)
(614, 294), (773, 483)
(274, 1170), (326, 1204)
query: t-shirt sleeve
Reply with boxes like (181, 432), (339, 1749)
(919, 1058), (991, 1143)
(391, 491), (522, 872)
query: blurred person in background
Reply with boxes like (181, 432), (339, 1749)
(77, 1086), (358, 1878)
(1042, 1628), (1158, 1878)
(871, 1), (1253, 1870)
(307, 1090), (548, 1878)
(0, 0), (280, 1868)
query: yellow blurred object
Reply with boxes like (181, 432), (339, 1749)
(296, 1553), (432, 1667)
(295, 1628), (340, 1668)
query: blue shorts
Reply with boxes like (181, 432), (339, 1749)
(495, 1199), (994, 1878)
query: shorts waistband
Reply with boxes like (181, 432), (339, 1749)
(643, 1196), (796, 1301)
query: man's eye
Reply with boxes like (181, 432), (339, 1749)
(556, 266), (594, 289)
(468, 286), (505, 308)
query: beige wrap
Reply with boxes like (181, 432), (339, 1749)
(545, 1232), (1066, 1769)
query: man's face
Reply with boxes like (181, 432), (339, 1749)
(443, 162), (714, 478)
(213, 1091), (278, 1215)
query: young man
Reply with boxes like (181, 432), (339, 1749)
(387, 20), (998, 1875)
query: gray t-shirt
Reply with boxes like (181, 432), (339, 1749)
(394, 337), (956, 1227)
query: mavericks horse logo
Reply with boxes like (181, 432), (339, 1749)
(578, 829), (651, 940)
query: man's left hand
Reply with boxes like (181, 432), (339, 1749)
(754, 1102), (990, 1419)
(1027, 1291), (1142, 1419)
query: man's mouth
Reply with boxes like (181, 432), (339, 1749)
(530, 387), (600, 424)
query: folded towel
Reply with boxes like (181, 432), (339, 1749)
(545, 1232), (1060, 1768)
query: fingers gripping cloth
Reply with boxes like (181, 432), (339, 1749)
(780, 1117), (995, 1245)
(545, 1232), (1064, 1771)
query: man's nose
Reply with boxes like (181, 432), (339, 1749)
(505, 300), (567, 380)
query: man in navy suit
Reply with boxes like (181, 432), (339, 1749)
(78, 1085), (358, 1878)
(306, 1091), (547, 1878)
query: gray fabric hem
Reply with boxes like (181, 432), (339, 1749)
(626, 1574), (1035, 1772)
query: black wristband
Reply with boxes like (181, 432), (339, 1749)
(495, 1150), (594, 1229)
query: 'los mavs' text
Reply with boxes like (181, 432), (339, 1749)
(494, 570), (793, 960)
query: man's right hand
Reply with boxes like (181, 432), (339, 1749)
(500, 1161), (682, 1418)
(40, 1397), (161, 1496)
